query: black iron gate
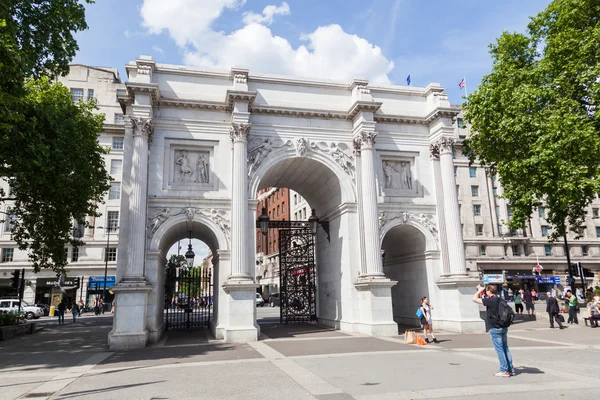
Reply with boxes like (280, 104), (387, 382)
(278, 223), (317, 323)
(165, 267), (212, 329)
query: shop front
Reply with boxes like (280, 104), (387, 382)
(35, 276), (81, 307)
(87, 276), (115, 310)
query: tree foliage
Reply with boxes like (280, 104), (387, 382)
(463, 0), (600, 241)
(0, 1), (111, 273)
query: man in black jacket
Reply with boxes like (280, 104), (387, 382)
(546, 292), (564, 329)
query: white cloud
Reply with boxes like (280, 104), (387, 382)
(140, 1), (394, 84)
(242, 2), (290, 25)
(152, 45), (164, 55)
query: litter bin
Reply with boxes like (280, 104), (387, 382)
(49, 305), (55, 317)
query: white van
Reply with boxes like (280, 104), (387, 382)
(0, 298), (44, 319)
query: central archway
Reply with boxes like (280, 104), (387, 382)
(250, 148), (358, 331)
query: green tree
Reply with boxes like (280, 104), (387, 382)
(463, 0), (600, 241)
(1, 1), (110, 273)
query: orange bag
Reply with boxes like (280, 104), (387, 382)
(416, 335), (428, 346)
(403, 330), (417, 344)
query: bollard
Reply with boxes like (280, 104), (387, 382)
(49, 305), (55, 317)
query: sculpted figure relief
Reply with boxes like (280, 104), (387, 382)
(382, 161), (413, 190)
(176, 151), (194, 182)
(247, 137), (292, 176)
(196, 154), (209, 183)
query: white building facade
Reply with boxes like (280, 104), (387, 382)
(0, 65), (125, 309)
(108, 56), (489, 350)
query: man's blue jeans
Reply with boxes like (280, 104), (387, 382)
(489, 327), (513, 373)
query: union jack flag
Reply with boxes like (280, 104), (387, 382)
(458, 78), (466, 89)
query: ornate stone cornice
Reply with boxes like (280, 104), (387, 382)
(348, 100), (382, 119)
(230, 123), (251, 142)
(251, 105), (348, 119)
(425, 107), (460, 124)
(225, 90), (257, 109)
(131, 118), (154, 139)
(126, 83), (160, 104)
(158, 98), (228, 112)
(373, 113), (428, 125)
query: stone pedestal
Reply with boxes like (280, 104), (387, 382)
(435, 276), (486, 333)
(353, 278), (398, 336)
(220, 280), (259, 342)
(108, 280), (153, 350)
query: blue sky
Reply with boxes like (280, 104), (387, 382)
(74, 0), (551, 104)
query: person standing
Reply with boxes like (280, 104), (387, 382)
(78, 299), (84, 317)
(523, 289), (535, 318)
(566, 289), (579, 325)
(473, 285), (515, 377)
(419, 297), (438, 344)
(514, 291), (524, 315)
(545, 292), (564, 329)
(71, 302), (79, 323)
(57, 300), (66, 325)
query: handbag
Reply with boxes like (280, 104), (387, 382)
(404, 330), (417, 344)
(416, 307), (423, 318)
(557, 314), (565, 323)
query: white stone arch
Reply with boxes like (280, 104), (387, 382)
(248, 144), (357, 206)
(380, 214), (439, 253)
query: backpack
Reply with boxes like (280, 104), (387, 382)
(492, 297), (515, 328)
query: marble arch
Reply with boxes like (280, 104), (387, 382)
(108, 57), (485, 350)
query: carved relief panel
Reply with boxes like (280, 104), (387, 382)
(163, 138), (217, 192)
(379, 154), (420, 197)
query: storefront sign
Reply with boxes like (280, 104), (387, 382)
(483, 274), (504, 284)
(507, 275), (537, 280)
(89, 276), (116, 288)
(36, 277), (80, 288)
(536, 276), (561, 285)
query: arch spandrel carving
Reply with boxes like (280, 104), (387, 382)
(379, 211), (439, 252)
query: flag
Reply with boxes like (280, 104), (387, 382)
(458, 78), (466, 89)
(406, 74), (411, 86)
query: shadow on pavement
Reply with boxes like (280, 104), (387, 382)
(54, 381), (165, 399)
(259, 321), (348, 339)
(515, 366), (545, 375)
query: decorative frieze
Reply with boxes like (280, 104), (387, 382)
(379, 211), (439, 240)
(309, 141), (355, 178)
(247, 137), (293, 176)
(137, 65), (152, 75)
(147, 207), (231, 240)
(295, 138), (307, 156)
(234, 74), (248, 84)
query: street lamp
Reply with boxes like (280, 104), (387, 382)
(308, 209), (319, 235)
(258, 208), (270, 236)
(96, 225), (118, 313)
(185, 231), (195, 269)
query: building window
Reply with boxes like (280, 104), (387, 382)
(4, 208), (14, 232)
(457, 118), (464, 128)
(596, 227), (600, 237)
(524, 246), (530, 256)
(110, 159), (122, 175)
(504, 245), (508, 256)
(72, 247), (79, 262)
(473, 205), (481, 217)
(544, 245), (552, 256)
(593, 208), (599, 218)
(471, 185), (479, 197)
(116, 89), (126, 102)
(476, 224), (484, 236)
(454, 166), (457, 177)
(112, 137), (124, 150)
(105, 247), (117, 262)
(507, 205), (512, 217)
(582, 246), (589, 256)
(107, 211), (119, 231)
(538, 207), (546, 218)
(303, 208), (307, 219)
(109, 182), (121, 200)
(282, 202), (285, 215)
(87, 89), (94, 100)
(294, 194), (297, 205)
(498, 224), (503, 235)
(277, 205), (280, 216)
(294, 212), (298, 220)
(74, 220), (85, 238)
(469, 167), (477, 178)
(479, 245), (486, 256)
(512, 245), (520, 256)
(1, 248), (14, 262)
(70, 88), (84, 102)
(493, 187), (498, 196)
(114, 113), (124, 123)
(541, 225), (549, 237)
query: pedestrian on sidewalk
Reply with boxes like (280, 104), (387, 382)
(586, 296), (600, 328)
(523, 289), (535, 318)
(419, 297), (438, 344)
(545, 292), (564, 329)
(78, 299), (84, 317)
(566, 290), (579, 325)
(472, 285), (515, 377)
(71, 302), (79, 323)
(57, 300), (66, 325)
(514, 291), (524, 315)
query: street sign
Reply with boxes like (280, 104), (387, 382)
(536, 276), (561, 285)
(89, 276), (116, 288)
(483, 274), (504, 284)
(534, 264), (543, 274)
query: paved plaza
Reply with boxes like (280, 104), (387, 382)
(1, 308), (599, 400)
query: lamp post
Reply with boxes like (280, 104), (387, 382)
(185, 230), (195, 269)
(96, 225), (118, 313)
(308, 209), (319, 235)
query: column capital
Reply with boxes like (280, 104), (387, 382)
(230, 123), (251, 143)
(429, 143), (440, 160)
(432, 137), (455, 155)
(353, 136), (362, 156)
(131, 117), (154, 139)
(353, 130), (378, 150)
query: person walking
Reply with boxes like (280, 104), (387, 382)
(473, 285), (515, 377)
(71, 302), (79, 323)
(523, 289), (535, 318)
(566, 289), (579, 325)
(78, 299), (84, 317)
(514, 291), (524, 316)
(545, 292), (564, 329)
(419, 297), (438, 344)
(57, 300), (66, 325)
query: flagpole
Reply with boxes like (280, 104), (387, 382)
(409, 70), (411, 86)
(463, 76), (468, 97)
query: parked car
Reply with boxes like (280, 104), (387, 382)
(0, 298), (44, 319)
(35, 303), (50, 316)
(268, 293), (280, 307)
(255, 293), (265, 307)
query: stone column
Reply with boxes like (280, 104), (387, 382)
(354, 131), (384, 277)
(430, 145), (451, 276)
(229, 123), (251, 279)
(353, 141), (367, 275)
(125, 118), (154, 279)
(436, 137), (467, 275)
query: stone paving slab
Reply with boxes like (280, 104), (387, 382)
(422, 333), (565, 350)
(295, 351), (569, 397)
(58, 361), (314, 400)
(0, 376), (52, 400)
(260, 322), (350, 339)
(163, 328), (211, 346)
(266, 337), (419, 357)
(94, 343), (263, 370)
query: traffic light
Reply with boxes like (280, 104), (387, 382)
(568, 262), (581, 277)
(10, 269), (20, 291)
(582, 267), (594, 278)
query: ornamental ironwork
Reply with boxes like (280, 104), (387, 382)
(164, 266), (212, 330)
